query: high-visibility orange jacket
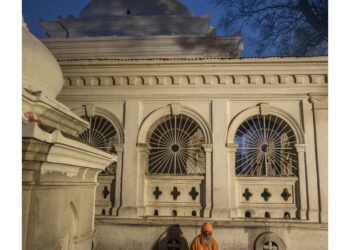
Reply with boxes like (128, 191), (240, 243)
(190, 235), (219, 250)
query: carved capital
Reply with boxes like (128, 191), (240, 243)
(226, 143), (239, 152)
(136, 143), (149, 153)
(202, 144), (213, 153)
(294, 143), (307, 153)
(114, 143), (124, 153)
(308, 94), (328, 110)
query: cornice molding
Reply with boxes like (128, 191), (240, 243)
(42, 35), (243, 60)
(22, 89), (89, 136)
(62, 73), (328, 87)
(22, 123), (115, 184)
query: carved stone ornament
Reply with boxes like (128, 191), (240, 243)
(189, 187), (199, 200)
(281, 188), (291, 201)
(261, 188), (271, 201)
(102, 186), (110, 199)
(153, 186), (162, 200)
(242, 188), (252, 201)
(171, 187), (181, 200)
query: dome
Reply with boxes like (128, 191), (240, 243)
(79, 0), (191, 18)
(22, 20), (63, 99)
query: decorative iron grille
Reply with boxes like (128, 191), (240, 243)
(234, 114), (298, 177)
(79, 115), (118, 153)
(148, 114), (205, 175)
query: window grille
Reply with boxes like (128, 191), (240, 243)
(148, 114), (205, 175)
(234, 114), (298, 177)
(79, 115), (118, 153)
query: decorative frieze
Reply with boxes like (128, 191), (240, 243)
(63, 74), (328, 87)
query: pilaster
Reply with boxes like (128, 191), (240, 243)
(295, 144), (308, 220)
(211, 99), (231, 218)
(112, 144), (124, 216)
(202, 144), (213, 217)
(309, 94), (328, 223)
(118, 100), (140, 217)
(227, 143), (239, 217)
(136, 143), (149, 216)
(302, 98), (321, 222)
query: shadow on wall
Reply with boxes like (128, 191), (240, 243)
(152, 224), (190, 250)
(174, 35), (242, 58)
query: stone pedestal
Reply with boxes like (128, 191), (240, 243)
(22, 123), (113, 250)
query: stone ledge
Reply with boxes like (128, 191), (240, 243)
(43, 34), (242, 60)
(95, 216), (327, 230)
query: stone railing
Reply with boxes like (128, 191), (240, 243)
(145, 175), (204, 217)
(234, 177), (298, 219)
(95, 176), (115, 215)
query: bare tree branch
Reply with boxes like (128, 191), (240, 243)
(214, 0), (328, 56)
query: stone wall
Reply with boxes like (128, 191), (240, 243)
(93, 218), (327, 250)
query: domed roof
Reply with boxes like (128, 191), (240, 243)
(22, 20), (63, 99)
(79, 0), (192, 18)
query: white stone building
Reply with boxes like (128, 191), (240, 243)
(23, 0), (328, 249)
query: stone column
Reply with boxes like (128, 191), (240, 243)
(112, 144), (124, 216)
(136, 143), (149, 216)
(118, 100), (140, 217)
(202, 144), (213, 217)
(227, 143), (238, 217)
(211, 99), (230, 218)
(295, 144), (307, 220)
(309, 94), (328, 223)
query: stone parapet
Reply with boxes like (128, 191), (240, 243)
(43, 35), (242, 60)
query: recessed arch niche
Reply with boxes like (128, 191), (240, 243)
(137, 104), (213, 217)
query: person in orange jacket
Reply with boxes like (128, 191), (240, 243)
(190, 222), (218, 250)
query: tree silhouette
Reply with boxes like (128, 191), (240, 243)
(214, 0), (328, 56)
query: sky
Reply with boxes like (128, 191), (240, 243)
(22, 0), (255, 57)
(22, 0), (225, 37)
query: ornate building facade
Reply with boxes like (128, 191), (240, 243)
(23, 0), (328, 249)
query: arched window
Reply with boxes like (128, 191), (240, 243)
(234, 114), (298, 177)
(79, 115), (119, 153)
(147, 114), (205, 175)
